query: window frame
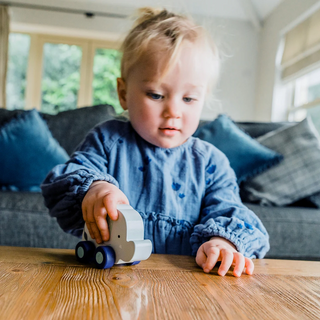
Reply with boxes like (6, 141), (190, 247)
(283, 63), (320, 122)
(10, 32), (120, 111)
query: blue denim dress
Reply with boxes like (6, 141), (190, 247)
(42, 120), (269, 258)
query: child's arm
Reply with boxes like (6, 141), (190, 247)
(190, 149), (269, 276)
(41, 126), (121, 237)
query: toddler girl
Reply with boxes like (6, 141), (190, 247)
(42, 8), (269, 277)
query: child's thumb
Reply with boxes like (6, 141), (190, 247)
(103, 197), (119, 221)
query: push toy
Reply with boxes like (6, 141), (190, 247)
(75, 204), (152, 269)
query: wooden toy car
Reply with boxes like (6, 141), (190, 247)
(75, 204), (152, 269)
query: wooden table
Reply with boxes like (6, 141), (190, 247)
(1, 246), (320, 320)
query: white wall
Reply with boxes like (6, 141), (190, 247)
(9, 6), (260, 121)
(201, 18), (259, 121)
(254, 0), (320, 121)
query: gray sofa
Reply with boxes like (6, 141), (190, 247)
(1, 106), (320, 260)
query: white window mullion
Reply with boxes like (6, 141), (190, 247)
(77, 41), (94, 107)
(25, 34), (43, 110)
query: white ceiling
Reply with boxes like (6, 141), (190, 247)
(73, 0), (284, 20)
(4, 0), (284, 22)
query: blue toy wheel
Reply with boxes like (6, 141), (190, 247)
(95, 246), (115, 269)
(75, 241), (95, 263)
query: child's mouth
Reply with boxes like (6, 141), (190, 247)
(159, 127), (180, 136)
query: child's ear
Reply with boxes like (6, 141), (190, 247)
(117, 78), (127, 110)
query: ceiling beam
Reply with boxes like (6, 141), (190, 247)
(239, 0), (262, 32)
(0, 1), (127, 19)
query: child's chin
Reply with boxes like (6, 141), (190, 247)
(153, 139), (186, 149)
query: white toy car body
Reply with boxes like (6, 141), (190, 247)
(75, 204), (152, 269)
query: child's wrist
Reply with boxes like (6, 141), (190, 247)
(209, 236), (237, 250)
(90, 180), (110, 188)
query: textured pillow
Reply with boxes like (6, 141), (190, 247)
(41, 104), (116, 155)
(242, 117), (320, 206)
(193, 114), (283, 183)
(308, 192), (320, 208)
(0, 109), (69, 191)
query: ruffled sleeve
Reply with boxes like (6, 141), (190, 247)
(190, 150), (270, 258)
(41, 126), (119, 237)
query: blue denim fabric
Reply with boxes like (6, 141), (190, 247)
(42, 120), (270, 258)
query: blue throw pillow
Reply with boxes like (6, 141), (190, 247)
(193, 114), (283, 183)
(0, 109), (69, 191)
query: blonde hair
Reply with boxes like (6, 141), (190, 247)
(120, 8), (220, 89)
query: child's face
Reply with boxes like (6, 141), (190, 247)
(118, 42), (210, 149)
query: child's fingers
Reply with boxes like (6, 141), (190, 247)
(94, 202), (109, 242)
(195, 246), (207, 267)
(202, 247), (220, 273)
(232, 253), (245, 277)
(89, 221), (102, 243)
(83, 206), (97, 240)
(218, 249), (234, 276)
(103, 196), (120, 221)
(244, 257), (254, 275)
(86, 222), (94, 240)
(103, 192), (130, 221)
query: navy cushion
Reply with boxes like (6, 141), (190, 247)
(0, 109), (69, 191)
(193, 114), (283, 183)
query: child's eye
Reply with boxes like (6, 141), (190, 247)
(183, 97), (194, 103)
(147, 92), (163, 100)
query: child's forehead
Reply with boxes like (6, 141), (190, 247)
(139, 43), (210, 72)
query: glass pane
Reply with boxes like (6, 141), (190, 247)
(92, 48), (122, 113)
(307, 104), (320, 135)
(308, 82), (320, 102)
(294, 67), (320, 106)
(6, 33), (30, 110)
(41, 43), (82, 114)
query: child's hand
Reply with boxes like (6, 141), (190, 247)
(196, 237), (254, 277)
(82, 181), (129, 244)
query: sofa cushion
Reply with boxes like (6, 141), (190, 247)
(242, 117), (320, 206)
(0, 109), (69, 191)
(236, 122), (294, 138)
(193, 114), (283, 183)
(41, 104), (116, 155)
(0, 191), (78, 248)
(246, 203), (320, 260)
(308, 191), (320, 208)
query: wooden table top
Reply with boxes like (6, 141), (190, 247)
(1, 246), (320, 320)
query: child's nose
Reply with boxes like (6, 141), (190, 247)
(163, 99), (182, 118)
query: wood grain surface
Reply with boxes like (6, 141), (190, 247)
(1, 246), (320, 320)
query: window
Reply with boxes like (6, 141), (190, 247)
(6, 33), (30, 110)
(5, 33), (122, 114)
(92, 48), (121, 112)
(287, 67), (320, 128)
(41, 43), (82, 114)
(276, 7), (320, 133)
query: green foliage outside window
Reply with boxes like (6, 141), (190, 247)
(6, 33), (30, 110)
(41, 43), (82, 114)
(92, 48), (122, 113)
(6, 33), (123, 114)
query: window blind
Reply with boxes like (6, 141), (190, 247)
(281, 8), (320, 80)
